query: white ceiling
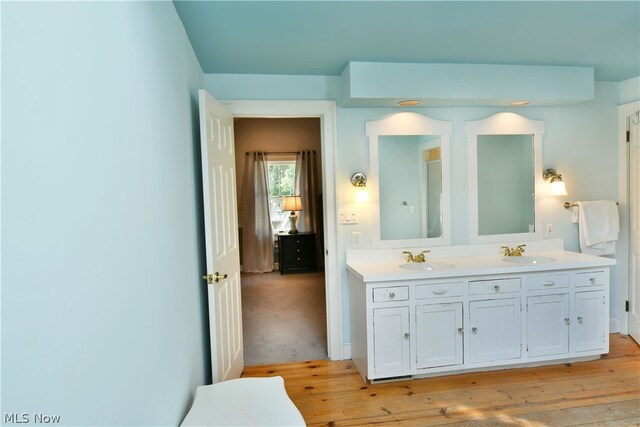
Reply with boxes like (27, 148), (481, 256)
(174, 1), (640, 82)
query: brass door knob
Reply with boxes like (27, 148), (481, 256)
(201, 272), (228, 284)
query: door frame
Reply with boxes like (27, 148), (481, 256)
(222, 100), (343, 361)
(618, 100), (640, 335)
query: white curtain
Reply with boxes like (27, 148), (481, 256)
(295, 150), (323, 265)
(241, 152), (274, 273)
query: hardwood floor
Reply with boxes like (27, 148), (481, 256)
(242, 334), (640, 426)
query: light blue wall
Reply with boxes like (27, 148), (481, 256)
(619, 76), (640, 104)
(2, 2), (207, 425)
(205, 75), (622, 343)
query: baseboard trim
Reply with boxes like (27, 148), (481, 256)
(343, 343), (351, 360)
(610, 318), (620, 333)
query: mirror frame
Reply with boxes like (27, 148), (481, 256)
(367, 112), (452, 249)
(466, 112), (545, 244)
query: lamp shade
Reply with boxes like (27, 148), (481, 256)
(283, 195), (303, 212)
(550, 180), (568, 196)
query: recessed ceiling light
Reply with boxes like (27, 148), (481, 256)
(397, 100), (421, 107)
(509, 100), (530, 107)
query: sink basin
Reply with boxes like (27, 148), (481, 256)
(502, 256), (557, 264)
(399, 262), (455, 271)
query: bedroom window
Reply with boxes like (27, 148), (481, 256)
(266, 157), (296, 233)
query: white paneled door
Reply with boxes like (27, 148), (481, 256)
(629, 111), (640, 345)
(199, 90), (243, 382)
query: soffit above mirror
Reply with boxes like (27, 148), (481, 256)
(341, 62), (594, 108)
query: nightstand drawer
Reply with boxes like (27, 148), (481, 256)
(278, 232), (317, 274)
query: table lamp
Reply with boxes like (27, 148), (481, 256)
(282, 195), (303, 234)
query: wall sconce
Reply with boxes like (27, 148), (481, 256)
(351, 172), (369, 202)
(351, 172), (367, 187)
(543, 168), (568, 196)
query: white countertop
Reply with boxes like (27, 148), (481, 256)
(346, 250), (616, 283)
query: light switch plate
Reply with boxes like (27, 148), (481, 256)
(339, 211), (358, 224)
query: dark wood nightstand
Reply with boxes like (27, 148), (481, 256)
(278, 232), (317, 274)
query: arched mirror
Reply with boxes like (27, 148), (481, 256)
(367, 112), (452, 249)
(466, 112), (544, 244)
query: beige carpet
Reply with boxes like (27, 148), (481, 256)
(241, 270), (327, 366)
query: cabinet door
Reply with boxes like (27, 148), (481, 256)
(373, 307), (411, 375)
(469, 298), (521, 363)
(527, 294), (570, 357)
(416, 302), (463, 369)
(572, 290), (606, 352)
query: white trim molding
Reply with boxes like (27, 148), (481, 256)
(617, 101), (640, 335)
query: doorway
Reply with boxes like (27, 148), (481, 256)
(618, 101), (640, 345)
(234, 117), (327, 365)
(223, 100), (341, 363)
(627, 109), (640, 344)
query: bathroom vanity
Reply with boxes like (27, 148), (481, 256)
(346, 243), (616, 382)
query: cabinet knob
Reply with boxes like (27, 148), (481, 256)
(577, 316), (584, 323)
(458, 327), (463, 333)
(472, 327), (478, 333)
(389, 292), (396, 298)
(493, 284), (501, 291)
(589, 277), (596, 284)
(404, 332), (410, 338)
(564, 317), (570, 325)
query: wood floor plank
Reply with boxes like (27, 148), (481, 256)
(242, 334), (640, 426)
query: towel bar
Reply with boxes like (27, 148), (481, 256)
(564, 201), (619, 209)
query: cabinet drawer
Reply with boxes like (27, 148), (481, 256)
(574, 270), (608, 287)
(470, 278), (521, 295)
(415, 282), (464, 299)
(525, 273), (570, 291)
(373, 286), (409, 302)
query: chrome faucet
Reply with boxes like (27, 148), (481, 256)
(402, 250), (430, 263)
(502, 244), (526, 257)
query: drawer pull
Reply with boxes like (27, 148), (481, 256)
(564, 318), (570, 325)
(493, 284), (501, 291)
(589, 277), (596, 284)
(404, 332), (410, 338)
(542, 281), (555, 287)
(577, 316), (584, 323)
(432, 289), (448, 295)
(472, 327), (478, 334)
(388, 292), (396, 298)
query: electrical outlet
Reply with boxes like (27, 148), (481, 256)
(545, 223), (554, 238)
(352, 231), (363, 249)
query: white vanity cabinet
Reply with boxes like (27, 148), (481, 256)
(468, 297), (522, 363)
(573, 290), (606, 352)
(372, 306), (411, 375)
(526, 293), (570, 357)
(415, 302), (463, 369)
(348, 264), (611, 383)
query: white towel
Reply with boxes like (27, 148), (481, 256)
(574, 200), (619, 255)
